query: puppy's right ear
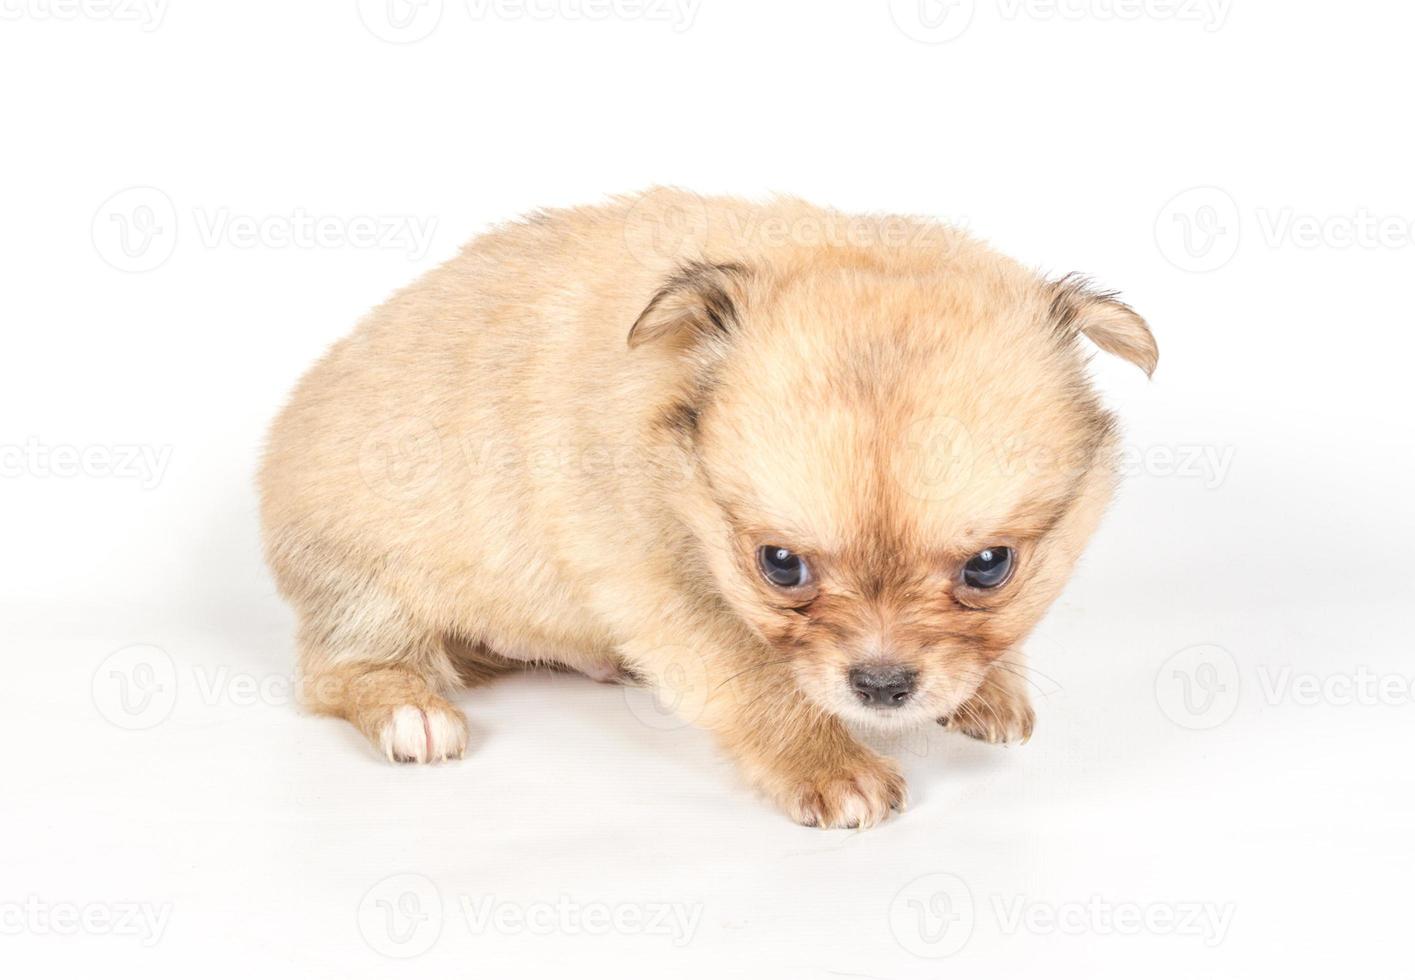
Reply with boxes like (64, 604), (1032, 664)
(628, 262), (751, 350)
(1048, 274), (1159, 377)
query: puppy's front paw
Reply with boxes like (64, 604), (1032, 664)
(376, 699), (469, 763)
(784, 754), (907, 829)
(939, 669), (1034, 745)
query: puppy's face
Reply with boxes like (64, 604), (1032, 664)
(633, 260), (1156, 728)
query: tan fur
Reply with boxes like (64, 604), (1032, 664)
(259, 189), (1155, 828)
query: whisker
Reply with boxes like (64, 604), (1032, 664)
(713, 657), (798, 691)
(991, 659), (1062, 696)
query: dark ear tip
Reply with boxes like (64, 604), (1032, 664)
(627, 261), (749, 350)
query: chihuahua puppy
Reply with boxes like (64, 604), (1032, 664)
(259, 189), (1155, 828)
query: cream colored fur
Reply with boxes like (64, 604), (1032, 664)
(259, 189), (1156, 828)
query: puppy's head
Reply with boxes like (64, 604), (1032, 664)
(631, 253), (1156, 728)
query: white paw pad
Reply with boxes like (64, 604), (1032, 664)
(379, 704), (468, 763)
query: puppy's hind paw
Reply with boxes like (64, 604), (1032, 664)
(377, 700), (469, 764)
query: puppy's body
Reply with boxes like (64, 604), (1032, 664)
(260, 190), (1155, 827)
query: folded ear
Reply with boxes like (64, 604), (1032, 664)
(628, 261), (751, 350)
(1049, 274), (1158, 377)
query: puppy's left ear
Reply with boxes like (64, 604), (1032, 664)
(628, 261), (752, 350)
(1049, 274), (1158, 377)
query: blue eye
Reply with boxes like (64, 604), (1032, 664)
(963, 547), (1014, 589)
(759, 546), (811, 589)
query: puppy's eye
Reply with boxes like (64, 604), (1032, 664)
(758, 546), (811, 589)
(962, 547), (1014, 589)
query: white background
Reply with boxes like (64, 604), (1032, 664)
(2, 1), (1412, 977)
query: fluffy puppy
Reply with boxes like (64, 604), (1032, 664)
(259, 189), (1156, 828)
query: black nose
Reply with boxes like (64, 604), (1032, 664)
(848, 665), (918, 707)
